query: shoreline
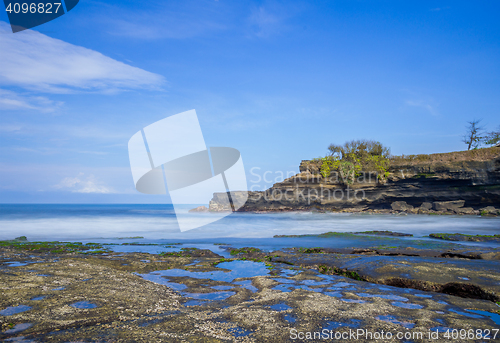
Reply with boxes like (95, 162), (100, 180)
(1, 236), (499, 341)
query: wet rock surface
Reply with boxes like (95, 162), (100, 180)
(1, 241), (499, 342)
(429, 233), (500, 243)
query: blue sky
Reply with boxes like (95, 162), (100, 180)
(0, 0), (499, 203)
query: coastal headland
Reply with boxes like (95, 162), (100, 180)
(210, 147), (500, 215)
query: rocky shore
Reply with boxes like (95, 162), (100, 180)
(209, 147), (500, 215)
(1, 238), (499, 342)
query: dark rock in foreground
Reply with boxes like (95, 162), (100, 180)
(1, 241), (500, 342)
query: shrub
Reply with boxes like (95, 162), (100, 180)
(320, 140), (391, 183)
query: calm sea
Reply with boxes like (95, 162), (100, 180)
(1, 204), (499, 252)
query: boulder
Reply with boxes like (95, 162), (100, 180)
(455, 207), (475, 214)
(419, 202), (433, 210)
(480, 206), (500, 215)
(433, 200), (465, 212)
(391, 201), (413, 211)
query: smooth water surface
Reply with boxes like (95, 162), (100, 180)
(1, 205), (499, 249)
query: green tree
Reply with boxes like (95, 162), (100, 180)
(322, 139), (391, 184)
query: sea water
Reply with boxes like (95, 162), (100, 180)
(0, 204), (499, 251)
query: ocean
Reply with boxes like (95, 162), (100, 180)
(1, 204), (499, 253)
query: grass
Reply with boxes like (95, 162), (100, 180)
(390, 146), (500, 166)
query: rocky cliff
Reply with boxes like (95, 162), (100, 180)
(209, 147), (500, 214)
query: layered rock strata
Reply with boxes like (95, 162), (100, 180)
(209, 147), (500, 214)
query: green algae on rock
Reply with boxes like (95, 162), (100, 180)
(429, 233), (500, 242)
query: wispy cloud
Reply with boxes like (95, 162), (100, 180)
(0, 124), (22, 132)
(54, 173), (113, 193)
(97, 1), (227, 40)
(248, 6), (282, 37)
(0, 89), (63, 112)
(0, 22), (165, 93)
(430, 7), (450, 12)
(405, 100), (439, 116)
(247, 2), (304, 38)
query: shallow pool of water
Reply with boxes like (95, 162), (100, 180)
(466, 309), (500, 325)
(181, 291), (235, 301)
(140, 260), (270, 283)
(376, 315), (414, 329)
(269, 303), (292, 311)
(0, 305), (32, 316)
(3, 323), (32, 334)
(228, 326), (253, 337)
(70, 301), (98, 309)
(357, 293), (409, 301)
(392, 301), (424, 309)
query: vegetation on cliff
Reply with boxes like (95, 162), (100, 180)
(389, 146), (500, 167)
(308, 142), (500, 177)
(462, 119), (500, 150)
(313, 139), (391, 184)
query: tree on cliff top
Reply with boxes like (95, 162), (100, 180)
(462, 119), (484, 150)
(484, 126), (500, 147)
(328, 139), (390, 160)
(321, 139), (391, 183)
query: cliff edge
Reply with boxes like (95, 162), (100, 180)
(209, 147), (500, 215)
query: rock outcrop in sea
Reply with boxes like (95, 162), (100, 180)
(210, 147), (500, 214)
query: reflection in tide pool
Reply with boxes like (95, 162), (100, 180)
(391, 301), (424, 309)
(466, 309), (500, 325)
(234, 280), (258, 293)
(269, 303), (292, 311)
(3, 323), (33, 334)
(0, 305), (31, 316)
(376, 315), (414, 329)
(70, 301), (98, 309)
(139, 261), (270, 283)
(182, 291), (235, 301)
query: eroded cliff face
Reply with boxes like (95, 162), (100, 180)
(209, 147), (500, 214)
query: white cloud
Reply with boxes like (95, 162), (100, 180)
(54, 173), (113, 193)
(0, 21), (165, 93)
(0, 89), (63, 112)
